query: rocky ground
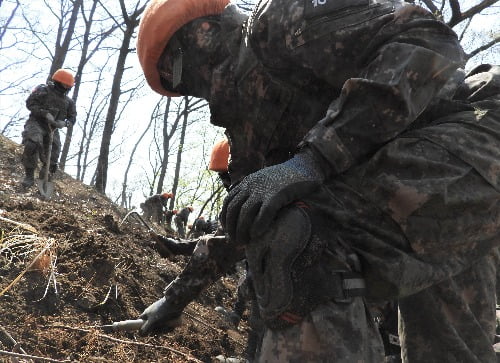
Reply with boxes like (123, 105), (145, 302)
(0, 134), (246, 362)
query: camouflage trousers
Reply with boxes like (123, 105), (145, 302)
(398, 250), (498, 363)
(21, 118), (61, 170)
(258, 299), (384, 363)
(174, 216), (186, 238)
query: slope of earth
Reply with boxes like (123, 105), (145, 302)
(0, 134), (246, 362)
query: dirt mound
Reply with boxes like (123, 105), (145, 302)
(0, 134), (246, 362)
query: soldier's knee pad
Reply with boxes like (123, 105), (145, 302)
(246, 203), (366, 330)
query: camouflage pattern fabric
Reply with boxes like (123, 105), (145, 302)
(259, 299), (384, 362)
(174, 207), (192, 238)
(21, 119), (61, 169)
(141, 194), (168, 224)
(161, 235), (245, 318)
(398, 252), (498, 363)
(21, 82), (76, 170)
(152, 1), (500, 361)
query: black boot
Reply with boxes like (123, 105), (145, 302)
(21, 168), (35, 188)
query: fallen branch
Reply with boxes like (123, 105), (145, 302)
(0, 325), (29, 357)
(0, 216), (38, 234)
(184, 310), (246, 348)
(46, 325), (203, 362)
(0, 350), (69, 363)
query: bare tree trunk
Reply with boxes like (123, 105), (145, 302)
(156, 98), (172, 194)
(47, 0), (83, 80)
(170, 97), (189, 209)
(94, 0), (146, 194)
(60, 0), (105, 171)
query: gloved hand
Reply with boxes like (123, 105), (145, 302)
(45, 112), (55, 123)
(221, 148), (325, 244)
(49, 119), (66, 129)
(138, 297), (183, 336)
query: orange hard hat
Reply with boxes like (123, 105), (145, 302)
(208, 138), (230, 172)
(136, 0), (230, 97)
(161, 192), (173, 199)
(52, 69), (75, 88)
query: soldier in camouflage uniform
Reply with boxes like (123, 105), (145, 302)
(174, 206), (194, 238)
(140, 192), (173, 224)
(21, 69), (77, 188)
(135, 0), (500, 361)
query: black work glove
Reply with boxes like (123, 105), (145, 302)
(221, 148), (325, 244)
(49, 119), (66, 129)
(138, 297), (183, 336)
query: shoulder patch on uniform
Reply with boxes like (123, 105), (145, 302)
(304, 0), (369, 19)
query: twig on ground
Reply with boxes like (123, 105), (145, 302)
(0, 350), (69, 363)
(0, 325), (29, 357)
(0, 216), (38, 234)
(45, 324), (203, 362)
(183, 310), (246, 348)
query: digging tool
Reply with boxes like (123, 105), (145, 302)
(95, 316), (183, 333)
(120, 210), (154, 232)
(37, 126), (55, 200)
(97, 319), (145, 333)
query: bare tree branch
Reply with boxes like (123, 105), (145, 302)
(465, 34), (500, 60)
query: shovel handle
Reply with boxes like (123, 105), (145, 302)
(111, 319), (144, 331)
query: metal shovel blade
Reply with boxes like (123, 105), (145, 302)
(37, 179), (54, 200)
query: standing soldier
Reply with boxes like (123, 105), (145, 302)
(174, 206), (193, 238)
(163, 208), (177, 228)
(21, 69), (77, 188)
(141, 192), (173, 224)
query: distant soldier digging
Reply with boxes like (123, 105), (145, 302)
(141, 192), (173, 224)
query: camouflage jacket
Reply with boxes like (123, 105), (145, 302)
(144, 194), (168, 208)
(26, 82), (76, 126)
(211, 0), (465, 184)
(176, 207), (192, 224)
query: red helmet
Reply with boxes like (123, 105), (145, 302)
(161, 192), (173, 199)
(52, 69), (75, 88)
(137, 0), (230, 96)
(208, 138), (230, 172)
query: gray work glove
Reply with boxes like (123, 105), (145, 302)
(221, 148), (325, 244)
(138, 296), (183, 336)
(49, 119), (66, 129)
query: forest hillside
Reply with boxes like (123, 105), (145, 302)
(0, 134), (246, 362)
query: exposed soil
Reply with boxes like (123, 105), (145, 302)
(0, 134), (246, 362)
